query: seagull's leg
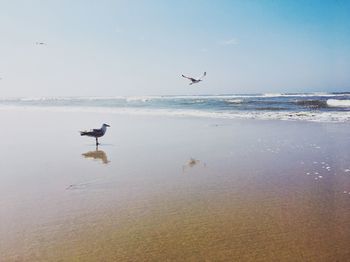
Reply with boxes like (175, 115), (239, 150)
(95, 137), (99, 146)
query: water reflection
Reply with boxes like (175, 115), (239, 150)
(182, 157), (206, 174)
(82, 147), (110, 164)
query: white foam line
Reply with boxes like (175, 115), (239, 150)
(0, 105), (350, 123)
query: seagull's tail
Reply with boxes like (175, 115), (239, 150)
(80, 131), (88, 136)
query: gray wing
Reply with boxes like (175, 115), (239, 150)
(198, 72), (206, 80)
(182, 74), (196, 82)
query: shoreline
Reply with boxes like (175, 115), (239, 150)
(0, 104), (350, 123)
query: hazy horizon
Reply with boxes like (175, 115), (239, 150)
(1, 0), (349, 97)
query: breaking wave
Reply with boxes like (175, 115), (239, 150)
(1, 92), (350, 123)
(327, 99), (350, 108)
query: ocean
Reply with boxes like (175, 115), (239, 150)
(1, 92), (350, 122)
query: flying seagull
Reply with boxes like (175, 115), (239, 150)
(80, 123), (110, 146)
(35, 42), (46, 45)
(182, 72), (206, 85)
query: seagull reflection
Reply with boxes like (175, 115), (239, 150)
(82, 147), (110, 164)
(182, 157), (206, 174)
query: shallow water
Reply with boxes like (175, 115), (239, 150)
(0, 110), (350, 261)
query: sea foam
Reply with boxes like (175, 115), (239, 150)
(327, 99), (350, 108)
(0, 105), (349, 123)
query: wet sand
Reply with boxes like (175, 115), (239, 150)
(1, 109), (350, 261)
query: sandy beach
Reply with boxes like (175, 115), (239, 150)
(2, 0), (349, 260)
(1, 109), (350, 261)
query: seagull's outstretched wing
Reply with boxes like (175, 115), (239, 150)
(182, 74), (196, 82)
(198, 72), (206, 80)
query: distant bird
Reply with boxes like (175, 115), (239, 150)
(35, 42), (46, 45)
(80, 123), (110, 146)
(182, 72), (206, 85)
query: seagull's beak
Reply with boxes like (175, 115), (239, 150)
(106, 124), (110, 127)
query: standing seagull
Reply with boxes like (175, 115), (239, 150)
(182, 72), (206, 85)
(80, 123), (110, 146)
